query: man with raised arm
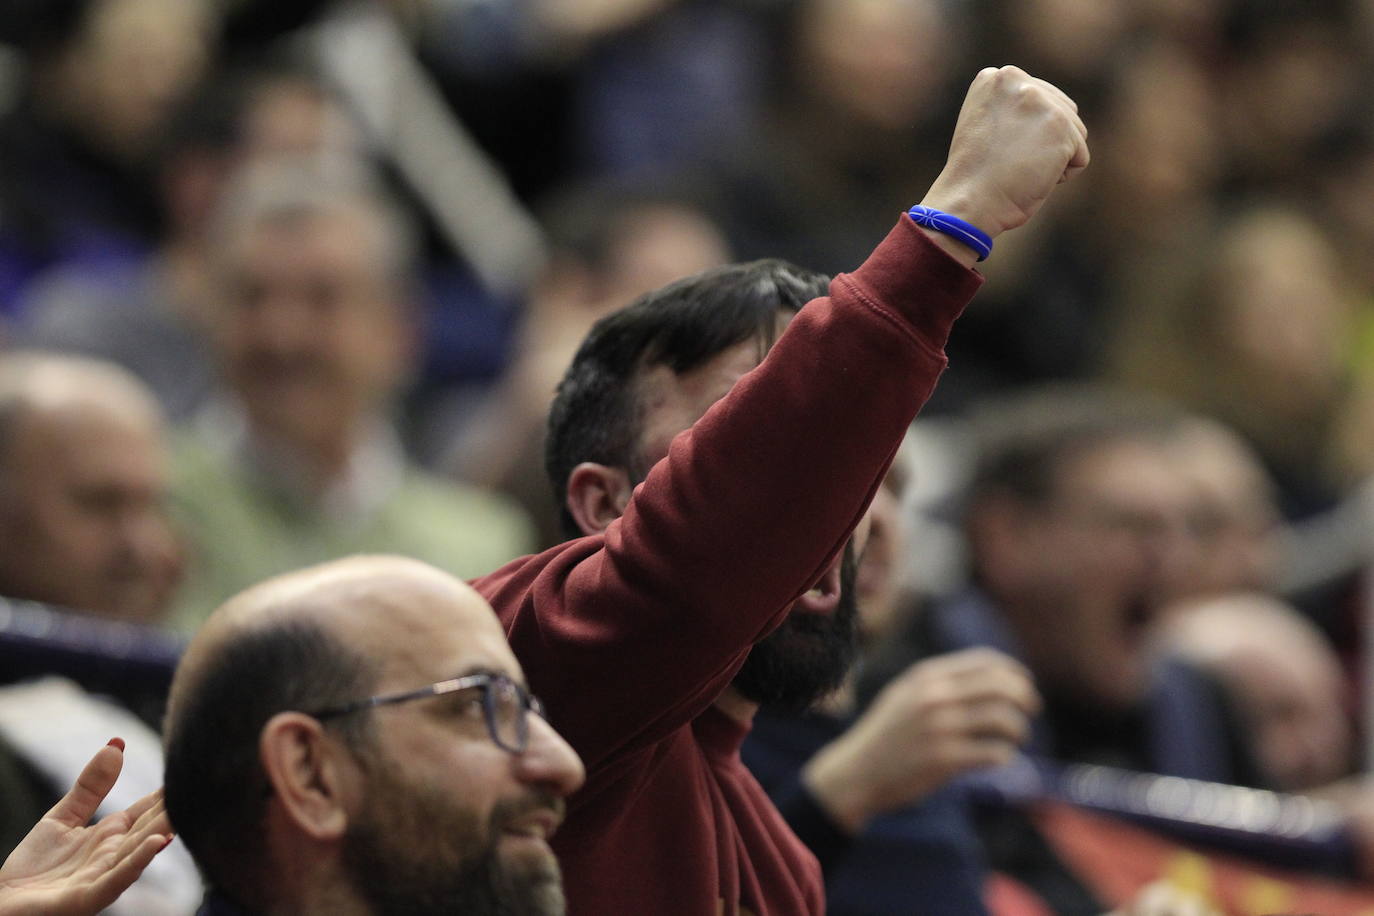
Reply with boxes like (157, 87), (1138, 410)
(470, 66), (1088, 915)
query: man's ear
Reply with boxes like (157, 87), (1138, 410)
(259, 712), (354, 842)
(566, 462), (634, 536)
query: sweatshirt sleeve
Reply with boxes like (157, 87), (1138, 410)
(475, 217), (983, 770)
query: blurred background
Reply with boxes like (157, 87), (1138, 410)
(6, 0), (1374, 911)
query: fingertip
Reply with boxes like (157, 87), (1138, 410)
(107, 737), (126, 751)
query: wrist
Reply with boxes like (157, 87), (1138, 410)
(906, 206), (992, 263)
(919, 176), (1006, 235)
(802, 742), (874, 835)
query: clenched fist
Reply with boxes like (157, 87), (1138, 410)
(919, 66), (1089, 263)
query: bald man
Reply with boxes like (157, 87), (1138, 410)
(0, 353), (196, 913)
(162, 555), (585, 916)
(0, 352), (182, 622)
(1159, 593), (1353, 792)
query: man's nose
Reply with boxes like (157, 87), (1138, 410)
(116, 504), (178, 565)
(515, 714), (586, 799)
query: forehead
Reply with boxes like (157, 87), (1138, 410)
(634, 312), (793, 465)
(10, 402), (163, 485)
(332, 574), (523, 688)
(241, 210), (353, 255)
(226, 206), (384, 280)
(1053, 437), (1186, 508)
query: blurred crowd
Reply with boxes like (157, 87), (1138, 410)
(4, 0), (1374, 912)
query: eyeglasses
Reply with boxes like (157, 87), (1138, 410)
(308, 672), (546, 754)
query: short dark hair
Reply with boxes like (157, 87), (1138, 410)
(544, 259), (830, 538)
(968, 385), (1185, 509)
(163, 618), (379, 901)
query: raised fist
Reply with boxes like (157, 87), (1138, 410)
(922, 66), (1089, 242)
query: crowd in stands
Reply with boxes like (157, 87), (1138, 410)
(3, 0), (1374, 914)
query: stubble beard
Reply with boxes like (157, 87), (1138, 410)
(342, 754), (567, 916)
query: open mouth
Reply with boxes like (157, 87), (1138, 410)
(502, 808), (561, 843)
(794, 558), (842, 615)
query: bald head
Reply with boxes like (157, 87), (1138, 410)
(0, 352), (179, 621)
(0, 349), (161, 418)
(164, 556), (584, 913)
(169, 555), (513, 728)
(1161, 593), (1327, 668)
(1160, 593), (1352, 790)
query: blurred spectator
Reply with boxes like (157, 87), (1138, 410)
(565, 0), (769, 179)
(0, 352), (181, 623)
(698, 0), (964, 275)
(850, 439), (917, 645)
(15, 63), (361, 421)
(945, 38), (1224, 411)
(415, 0), (771, 198)
(1157, 593), (1354, 793)
(744, 445), (1042, 915)
(1217, 0), (1367, 194)
(0, 351), (198, 914)
(440, 180), (730, 547)
(968, 0), (1132, 105)
(0, 0), (217, 318)
(167, 160), (534, 632)
(747, 435), (1195, 915)
(1134, 0), (1231, 54)
(1313, 118), (1374, 295)
(1108, 201), (1359, 521)
(930, 387), (1265, 786)
(1163, 417), (1283, 602)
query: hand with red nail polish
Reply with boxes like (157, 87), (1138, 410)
(0, 738), (174, 916)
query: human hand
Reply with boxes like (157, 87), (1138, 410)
(0, 738), (174, 916)
(803, 648), (1040, 833)
(921, 66), (1089, 250)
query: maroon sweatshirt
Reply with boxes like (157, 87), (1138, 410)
(473, 217), (982, 915)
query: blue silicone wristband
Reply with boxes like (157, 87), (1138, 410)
(906, 205), (993, 261)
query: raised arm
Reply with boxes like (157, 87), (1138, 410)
(0, 739), (174, 916)
(488, 67), (1089, 765)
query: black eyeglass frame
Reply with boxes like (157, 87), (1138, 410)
(307, 672), (545, 754)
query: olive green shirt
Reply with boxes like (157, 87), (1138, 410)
(168, 429), (535, 633)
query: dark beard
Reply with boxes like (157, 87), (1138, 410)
(342, 756), (567, 916)
(731, 547), (859, 714)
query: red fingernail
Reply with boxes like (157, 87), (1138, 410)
(107, 737), (126, 751)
